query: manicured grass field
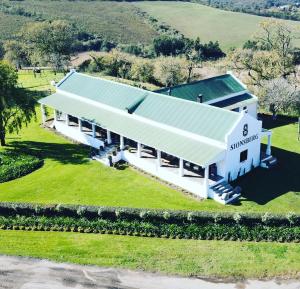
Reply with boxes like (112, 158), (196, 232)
(0, 71), (299, 213)
(135, 1), (300, 50)
(0, 230), (299, 278)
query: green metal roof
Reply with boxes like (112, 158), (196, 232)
(58, 73), (147, 111)
(56, 73), (240, 143)
(211, 93), (256, 110)
(155, 74), (246, 103)
(133, 93), (240, 142)
(39, 93), (225, 166)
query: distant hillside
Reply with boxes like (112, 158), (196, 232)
(135, 1), (300, 50)
(195, 0), (300, 11)
(0, 0), (158, 44)
(194, 0), (300, 20)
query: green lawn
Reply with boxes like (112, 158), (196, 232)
(135, 1), (300, 50)
(0, 230), (299, 278)
(0, 71), (299, 213)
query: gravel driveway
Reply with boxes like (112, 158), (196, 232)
(0, 255), (299, 289)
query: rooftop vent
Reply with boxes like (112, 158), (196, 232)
(197, 94), (203, 103)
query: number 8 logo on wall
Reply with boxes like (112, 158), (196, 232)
(243, 124), (248, 137)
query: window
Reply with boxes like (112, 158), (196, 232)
(240, 150), (248, 162)
(231, 107), (239, 112)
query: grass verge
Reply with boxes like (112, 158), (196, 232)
(0, 230), (299, 278)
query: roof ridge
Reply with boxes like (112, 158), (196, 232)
(155, 73), (230, 92)
(69, 72), (239, 118)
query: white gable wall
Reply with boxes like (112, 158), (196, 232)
(244, 102), (257, 118)
(218, 112), (262, 181)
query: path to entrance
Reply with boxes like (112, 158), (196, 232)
(0, 255), (299, 289)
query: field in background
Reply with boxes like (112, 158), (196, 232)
(0, 1), (158, 44)
(135, 1), (300, 50)
(0, 71), (298, 213)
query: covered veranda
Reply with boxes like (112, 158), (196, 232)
(41, 93), (225, 198)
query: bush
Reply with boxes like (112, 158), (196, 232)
(130, 60), (155, 83)
(0, 151), (43, 183)
(0, 202), (299, 242)
(0, 214), (298, 243)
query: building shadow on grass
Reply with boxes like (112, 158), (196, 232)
(8, 141), (90, 165)
(259, 113), (298, 130)
(233, 146), (300, 205)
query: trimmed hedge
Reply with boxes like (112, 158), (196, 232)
(0, 202), (299, 242)
(0, 202), (299, 227)
(0, 215), (299, 242)
(0, 151), (43, 183)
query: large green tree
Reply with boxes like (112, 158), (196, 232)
(228, 20), (295, 85)
(0, 61), (35, 146)
(21, 20), (77, 71)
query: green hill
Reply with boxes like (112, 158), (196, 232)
(134, 1), (300, 50)
(0, 1), (158, 44)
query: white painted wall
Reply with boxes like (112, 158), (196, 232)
(242, 102), (257, 119)
(221, 113), (262, 181)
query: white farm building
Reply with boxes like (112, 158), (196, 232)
(39, 71), (276, 204)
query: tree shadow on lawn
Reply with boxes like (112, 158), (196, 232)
(233, 146), (300, 205)
(259, 113), (298, 130)
(7, 141), (90, 165)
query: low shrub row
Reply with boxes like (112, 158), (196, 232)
(0, 202), (299, 227)
(0, 215), (299, 242)
(0, 152), (43, 183)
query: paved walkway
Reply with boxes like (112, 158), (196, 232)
(0, 255), (299, 289)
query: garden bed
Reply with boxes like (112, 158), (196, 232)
(0, 151), (43, 183)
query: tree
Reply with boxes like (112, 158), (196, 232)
(228, 48), (287, 84)
(3, 40), (29, 69)
(21, 20), (77, 72)
(261, 78), (300, 118)
(130, 60), (155, 83)
(199, 41), (226, 60)
(0, 42), (4, 60)
(153, 35), (187, 56)
(155, 57), (187, 87)
(255, 20), (295, 76)
(228, 20), (295, 85)
(185, 49), (202, 83)
(0, 61), (36, 146)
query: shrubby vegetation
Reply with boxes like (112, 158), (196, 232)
(0, 152), (43, 183)
(0, 202), (298, 242)
(80, 51), (192, 87)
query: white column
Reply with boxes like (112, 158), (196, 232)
(266, 134), (272, 155)
(120, 135), (124, 150)
(92, 123), (96, 138)
(41, 104), (46, 124)
(157, 150), (162, 167)
(78, 119), (82, 131)
(179, 158), (184, 177)
(66, 114), (70, 126)
(54, 109), (57, 120)
(137, 142), (142, 158)
(203, 166), (209, 198)
(106, 130), (112, 144)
